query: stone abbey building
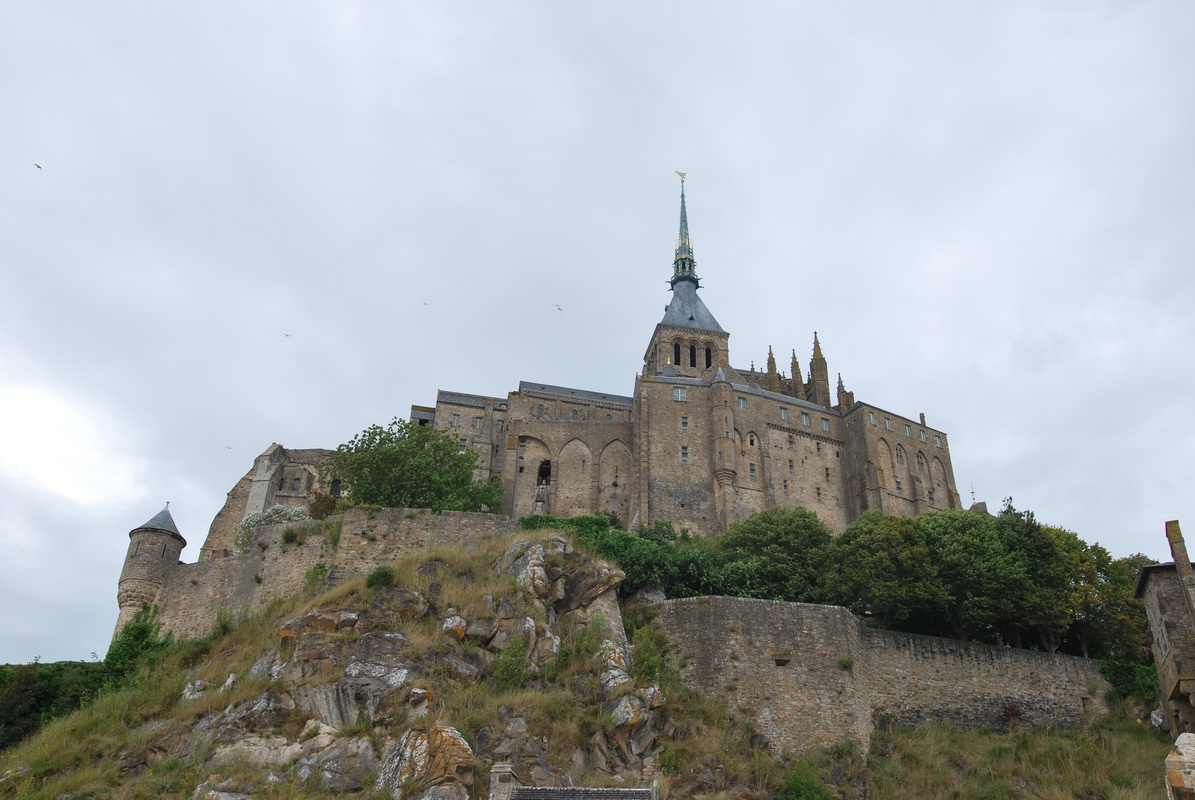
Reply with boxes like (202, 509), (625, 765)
(409, 183), (961, 535)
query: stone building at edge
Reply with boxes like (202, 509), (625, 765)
(200, 183), (961, 557)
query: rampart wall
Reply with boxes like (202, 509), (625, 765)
(146, 507), (521, 640)
(656, 596), (1108, 755)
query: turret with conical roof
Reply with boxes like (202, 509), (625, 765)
(116, 504), (186, 635)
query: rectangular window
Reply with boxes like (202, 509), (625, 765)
(904, 424), (912, 438)
(816, 487), (822, 502)
(884, 417), (892, 431)
(825, 467), (830, 481)
(451, 413), (461, 428)
(474, 417), (484, 431)
(821, 418), (830, 432)
(895, 479), (903, 495)
(801, 412), (810, 426)
(680, 416), (689, 433)
(738, 397), (747, 411)
(779, 407), (789, 420)
(458, 438), (468, 453)
(674, 387), (687, 402)
(783, 479), (788, 494)
(935, 435), (944, 449)
(869, 411), (876, 425)
(680, 446), (689, 464)
(789, 459), (794, 474)
(496, 420), (504, 433)
(749, 463), (756, 479)
(919, 430), (927, 443)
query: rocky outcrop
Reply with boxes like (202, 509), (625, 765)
(95, 533), (697, 799)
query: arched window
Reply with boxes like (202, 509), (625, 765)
(705, 347), (712, 369)
(536, 404), (545, 418)
(571, 409), (579, 421)
(896, 446), (905, 465)
(673, 342), (681, 366)
(689, 344), (697, 367)
(291, 477), (301, 491)
(605, 414), (612, 421)
(330, 479), (342, 497)
(537, 460), (552, 486)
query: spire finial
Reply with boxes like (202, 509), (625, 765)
(670, 173), (699, 288)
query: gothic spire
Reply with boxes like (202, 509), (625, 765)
(671, 175), (699, 288)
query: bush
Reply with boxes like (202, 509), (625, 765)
(366, 566), (396, 590)
(281, 527), (302, 545)
(304, 562), (329, 593)
(779, 764), (831, 800)
(1100, 660), (1159, 703)
(104, 605), (172, 685)
(491, 636), (531, 690)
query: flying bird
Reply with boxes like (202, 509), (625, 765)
(33, 164), (41, 169)
(555, 304), (563, 312)
(225, 446), (233, 450)
(283, 333), (291, 338)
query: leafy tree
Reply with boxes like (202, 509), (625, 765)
(0, 665), (47, 750)
(717, 507), (832, 602)
(327, 418), (503, 512)
(821, 512), (942, 629)
(995, 500), (1074, 650)
(916, 509), (1022, 641)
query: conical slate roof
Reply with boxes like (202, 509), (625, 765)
(659, 279), (724, 333)
(131, 504), (185, 542)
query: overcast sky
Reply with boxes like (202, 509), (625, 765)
(2, 2), (1192, 665)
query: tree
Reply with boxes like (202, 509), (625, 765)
(327, 418), (503, 512)
(820, 512), (942, 629)
(916, 509), (1023, 641)
(717, 507), (832, 602)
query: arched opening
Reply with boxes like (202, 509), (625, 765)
(673, 342), (682, 366)
(537, 460), (552, 486)
(330, 479), (342, 496)
(705, 346), (712, 369)
(689, 344), (697, 367)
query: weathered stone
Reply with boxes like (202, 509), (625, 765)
(606, 695), (644, 729)
(407, 688), (433, 720)
(292, 736), (379, 792)
(640, 686), (666, 709)
(489, 616), (536, 654)
(530, 629), (561, 668)
(248, 650), (278, 679)
(442, 616), (468, 640)
(345, 631), (417, 689)
(371, 587), (431, 621)
(375, 725), (474, 794)
(561, 566), (624, 613)
(182, 680), (208, 701)
(465, 618), (496, 643)
(294, 682), (361, 730)
(440, 653), (480, 681)
(210, 692), (297, 743)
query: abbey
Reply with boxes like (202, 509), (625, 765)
(412, 182), (961, 534)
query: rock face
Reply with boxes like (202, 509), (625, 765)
(96, 533), (692, 799)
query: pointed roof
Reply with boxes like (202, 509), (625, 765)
(130, 504), (186, 543)
(658, 177), (724, 333)
(671, 180), (698, 288)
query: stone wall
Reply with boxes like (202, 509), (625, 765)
(656, 596), (1108, 756)
(146, 507), (521, 640)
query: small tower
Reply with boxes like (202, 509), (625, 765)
(115, 505), (186, 635)
(766, 346), (781, 393)
(836, 373), (855, 410)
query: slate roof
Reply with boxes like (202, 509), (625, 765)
(518, 382), (633, 407)
(658, 279), (724, 333)
(511, 789), (652, 800)
(133, 505), (185, 542)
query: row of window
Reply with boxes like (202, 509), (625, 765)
(867, 411), (944, 448)
(673, 341), (714, 370)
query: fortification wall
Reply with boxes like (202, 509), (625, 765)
(656, 596), (1108, 756)
(862, 628), (1107, 729)
(146, 507), (521, 640)
(656, 597), (872, 754)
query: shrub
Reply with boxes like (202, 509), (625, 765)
(491, 636), (531, 691)
(281, 527), (302, 545)
(1100, 660), (1159, 703)
(366, 566), (396, 590)
(778, 764), (831, 800)
(304, 562), (329, 593)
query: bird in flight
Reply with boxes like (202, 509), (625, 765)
(34, 164), (41, 169)
(555, 304), (563, 312)
(283, 333), (291, 338)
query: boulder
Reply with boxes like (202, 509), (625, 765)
(375, 725), (474, 796)
(292, 736), (379, 792)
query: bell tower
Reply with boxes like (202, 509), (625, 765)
(642, 175), (730, 377)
